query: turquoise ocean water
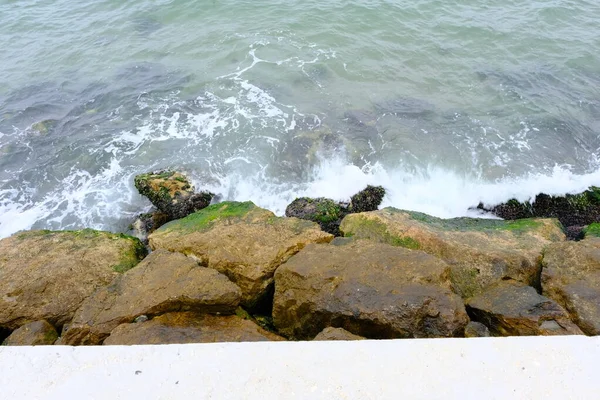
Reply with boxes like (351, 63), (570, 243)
(1, 0), (600, 237)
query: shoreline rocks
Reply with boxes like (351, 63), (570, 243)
(285, 185), (385, 235)
(1, 175), (599, 345)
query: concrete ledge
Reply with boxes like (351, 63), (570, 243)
(1, 336), (598, 399)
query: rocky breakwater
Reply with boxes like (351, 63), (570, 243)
(1, 171), (599, 345)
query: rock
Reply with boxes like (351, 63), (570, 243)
(464, 322), (490, 338)
(313, 327), (365, 341)
(273, 240), (468, 340)
(541, 238), (600, 335)
(340, 208), (565, 298)
(134, 171), (213, 220)
(348, 185), (386, 213)
(284, 186), (386, 236)
(61, 250), (241, 345)
(130, 210), (170, 243)
(285, 197), (347, 236)
(149, 202), (333, 309)
(0, 229), (146, 331)
(103, 312), (284, 345)
(476, 187), (600, 239)
(466, 281), (583, 336)
(2, 320), (58, 346)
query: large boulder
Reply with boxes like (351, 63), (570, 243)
(541, 238), (600, 335)
(466, 281), (583, 336)
(134, 170), (213, 220)
(2, 320), (58, 346)
(273, 240), (468, 340)
(61, 250), (241, 345)
(149, 201), (333, 309)
(340, 208), (565, 298)
(103, 312), (284, 345)
(0, 229), (145, 331)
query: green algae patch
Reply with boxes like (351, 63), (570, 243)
(583, 223), (600, 238)
(400, 209), (543, 233)
(449, 267), (481, 299)
(340, 215), (420, 250)
(156, 201), (258, 233)
(14, 229), (146, 273)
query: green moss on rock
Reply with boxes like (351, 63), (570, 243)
(157, 201), (257, 233)
(341, 215), (420, 250)
(583, 223), (600, 238)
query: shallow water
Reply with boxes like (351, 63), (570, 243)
(1, 0), (600, 237)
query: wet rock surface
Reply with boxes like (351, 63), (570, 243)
(0, 229), (145, 331)
(134, 170), (213, 221)
(2, 320), (58, 346)
(62, 250), (241, 345)
(285, 185), (385, 235)
(340, 208), (565, 298)
(476, 187), (600, 239)
(466, 280), (583, 336)
(273, 240), (468, 340)
(149, 201), (333, 309)
(542, 238), (600, 335)
(103, 312), (284, 345)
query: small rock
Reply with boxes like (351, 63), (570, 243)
(313, 327), (365, 341)
(134, 171), (213, 220)
(2, 320), (58, 346)
(348, 185), (386, 213)
(464, 322), (490, 338)
(134, 315), (149, 324)
(466, 280), (583, 336)
(103, 312), (285, 345)
(285, 197), (347, 235)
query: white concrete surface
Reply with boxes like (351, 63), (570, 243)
(1, 336), (598, 399)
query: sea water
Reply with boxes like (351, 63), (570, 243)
(1, 0), (600, 237)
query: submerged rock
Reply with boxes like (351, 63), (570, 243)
(340, 208), (565, 298)
(285, 185), (386, 235)
(0, 229), (145, 331)
(62, 250), (241, 345)
(134, 171), (213, 220)
(2, 320), (58, 346)
(273, 240), (468, 340)
(103, 312), (284, 345)
(149, 201), (333, 309)
(477, 187), (600, 239)
(542, 237), (600, 335)
(466, 281), (583, 336)
(313, 327), (365, 341)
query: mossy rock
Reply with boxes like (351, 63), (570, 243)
(583, 223), (600, 238)
(0, 229), (146, 330)
(340, 208), (565, 298)
(149, 201), (333, 309)
(285, 197), (347, 235)
(134, 170), (213, 220)
(478, 187), (600, 238)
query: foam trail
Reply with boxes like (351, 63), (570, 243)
(201, 155), (600, 219)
